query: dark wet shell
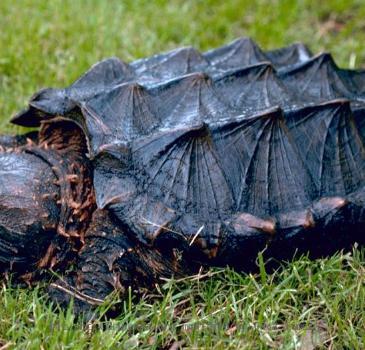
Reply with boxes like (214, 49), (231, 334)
(13, 37), (365, 266)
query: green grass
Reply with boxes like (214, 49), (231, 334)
(0, 251), (364, 349)
(0, 0), (364, 348)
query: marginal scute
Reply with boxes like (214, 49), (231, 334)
(310, 196), (350, 230)
(276, 209), (315, 231)
(93, 152), (136, 209)
(312, 196), (348, 212)
(110, 194), (177, 245)
(229, 212), (276, 235)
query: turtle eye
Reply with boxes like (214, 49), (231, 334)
(0, 151), (59, 273)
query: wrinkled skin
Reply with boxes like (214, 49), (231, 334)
(0, 38), (364, 312)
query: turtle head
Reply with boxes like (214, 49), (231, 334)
(0, 149), (60, 273)
(0, 123), (95, 276)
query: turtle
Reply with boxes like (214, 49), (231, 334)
(0, 37), (364, 312)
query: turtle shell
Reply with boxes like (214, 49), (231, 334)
(13, 37), (365, 268)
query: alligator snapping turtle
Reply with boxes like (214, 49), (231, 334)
(0, 37), (365, 310)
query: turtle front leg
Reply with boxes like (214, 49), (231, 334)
(50, 209), (187, 313)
